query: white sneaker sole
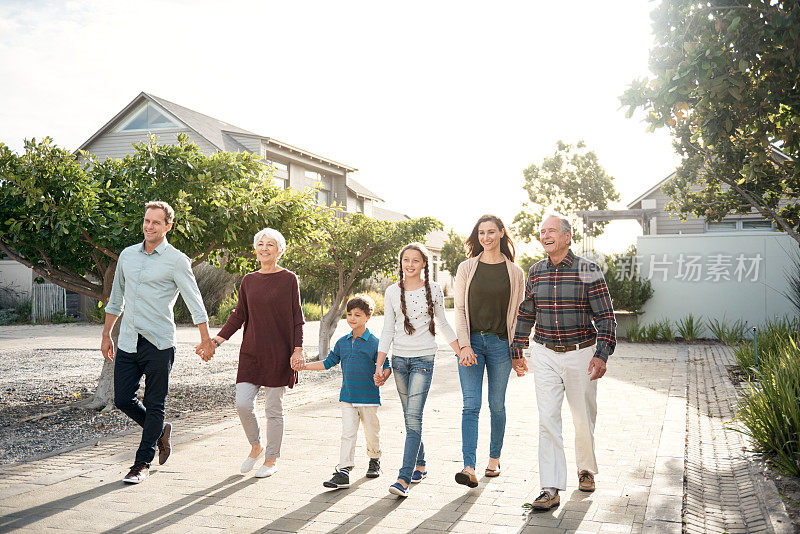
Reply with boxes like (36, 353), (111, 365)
(254, 464), (278, 478)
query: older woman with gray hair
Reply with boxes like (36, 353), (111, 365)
(210, 228), (305, 478)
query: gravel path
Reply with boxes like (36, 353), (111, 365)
(0, 323), (350, 466)
(0, 313), (424, 467)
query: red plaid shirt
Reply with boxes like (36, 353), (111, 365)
(511, 250), (616, 361)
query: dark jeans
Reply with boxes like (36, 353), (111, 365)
(114, 335), (174, 465)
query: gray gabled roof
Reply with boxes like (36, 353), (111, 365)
(626, 171), (677, 209)
(372, 205), (410, 222)
(347, 177), (384, 201)
(77, 92), (357, 172)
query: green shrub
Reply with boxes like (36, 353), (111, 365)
(707, 316), (749, 345)
(210, 292), (238, 326)
(733, 317), (799, 375)
(50, 311), (78, 324)
(0, 309), (19, 325)
(88, 301), (105, 324)
(174, 263), (238, 323)
(302, 302), (322, 322)
(658, 319), (675, 342)
(737, 337), (800, 476)
(604, 248), (654, 313)
(625, 323), (644, 342)
(643, 322), (661, 342)
(676, 314), (705, 340)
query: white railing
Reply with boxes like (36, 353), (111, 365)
(32, 282), (66, 323)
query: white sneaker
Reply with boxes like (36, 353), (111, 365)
(240, 448), (264, 473)
(254, 463), (278, 478)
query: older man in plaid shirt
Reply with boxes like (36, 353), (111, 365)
(511, 212), (616, 511)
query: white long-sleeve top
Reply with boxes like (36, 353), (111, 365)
(378, 281), (458, 357)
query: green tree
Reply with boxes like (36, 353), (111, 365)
(620, 0), (800, 245)
(284, 213), (440, 359)
(440, 229), (466, 277)
(517, 251), (546, 274)
(0, 135), (317, 407)
(604, 248), (654, 314)
(513, 140), (620, 243)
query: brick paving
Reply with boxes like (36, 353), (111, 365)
(682, 345), (792, 534)
(0, 338), (792, 533)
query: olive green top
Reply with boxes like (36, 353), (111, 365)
(467, 261), (511, 339)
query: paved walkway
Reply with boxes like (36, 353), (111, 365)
(0, 339), (792, 533)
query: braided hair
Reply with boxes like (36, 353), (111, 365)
(398, 242), (436, 336)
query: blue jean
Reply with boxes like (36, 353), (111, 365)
(114, 335), (174, 465)
(457, 333), (513, 468)
(392, 355), (435, 484)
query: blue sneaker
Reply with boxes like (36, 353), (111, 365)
(410, 469), (427, 483)
(388, 482), (409, 497)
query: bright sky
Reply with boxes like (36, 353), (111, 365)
(0, 0), (681, 255)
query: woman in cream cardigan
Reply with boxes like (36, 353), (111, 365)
(453, 214), (525, 488)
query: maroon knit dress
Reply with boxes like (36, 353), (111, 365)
(218, 269), (304, 388)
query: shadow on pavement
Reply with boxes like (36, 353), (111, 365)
(0, 481), (124, 531)
(102, 474), (258, 533)
(250, 477), (368, 533)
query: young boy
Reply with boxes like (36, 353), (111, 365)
(299, 294), (391, 489)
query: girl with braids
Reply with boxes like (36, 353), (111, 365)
(452, 214), (525, 488)
(375, 242), (461, 497)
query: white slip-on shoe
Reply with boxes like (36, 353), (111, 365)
(254, 463), (278, 478)
(240, 448), (265, 473)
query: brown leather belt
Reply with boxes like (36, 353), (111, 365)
(539, 338), (596, 353)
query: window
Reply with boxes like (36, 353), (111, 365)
(316, 190), (330, 206)
(266, 160), (289, 189)
(706, 219), (775, 232)
(356, 197), (365, 213)
(113, 102), (181, 132)
(706, 221), (737, 232)
(742, 220), (774, 231)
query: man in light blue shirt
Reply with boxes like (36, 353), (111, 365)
(101, 201), (215, 484)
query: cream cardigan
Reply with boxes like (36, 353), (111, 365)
(453, 252), (526, 349)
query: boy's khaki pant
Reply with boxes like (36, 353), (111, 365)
(337, 403), (381, 470)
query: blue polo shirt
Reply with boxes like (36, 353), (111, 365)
(323, 329), (389, 405)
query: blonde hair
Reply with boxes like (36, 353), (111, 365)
(144, 201), (175, 225)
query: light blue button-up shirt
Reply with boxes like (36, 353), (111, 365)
(105, 238), (208, 353)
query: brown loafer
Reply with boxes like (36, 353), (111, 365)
(530, 490), (560, 511)
(578, 470), (595, 492)
(157, 422), (172, 465)
(455, 468), (478, 488)
(484, 463), (501, 477)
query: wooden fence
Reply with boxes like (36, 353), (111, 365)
(31, 282), (66, 323)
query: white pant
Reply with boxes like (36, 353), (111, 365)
(338, 403), (381, 470)
(532, 342), (598, 491)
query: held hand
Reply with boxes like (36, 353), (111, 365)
(290, 349), (305, 371)
(458, 346), (477, 367)
(196, 339), (216, 361)
(375, 368), (391, 386)
(511, 349), (528, 376)
(588, 357), (606, 381)
(373, 364), (385, 386)
(101, 335), (114, 361)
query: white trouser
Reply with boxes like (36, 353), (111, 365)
(338, 403), (381, 470)
(235, 382), (285, 459)
(532, 342), (598, 491)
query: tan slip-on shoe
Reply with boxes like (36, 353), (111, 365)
(484, 463), (501, 477)
(530, 490), (560, 511)
(454, 468), (479, 488)
(578, 470), (595, 492)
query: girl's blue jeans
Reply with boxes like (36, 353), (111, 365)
(457, 333), (512, 468)
(392, 354), (435, 484)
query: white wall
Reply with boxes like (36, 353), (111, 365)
(637, 232), (799, 327)
(0, 260), (33, 299)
